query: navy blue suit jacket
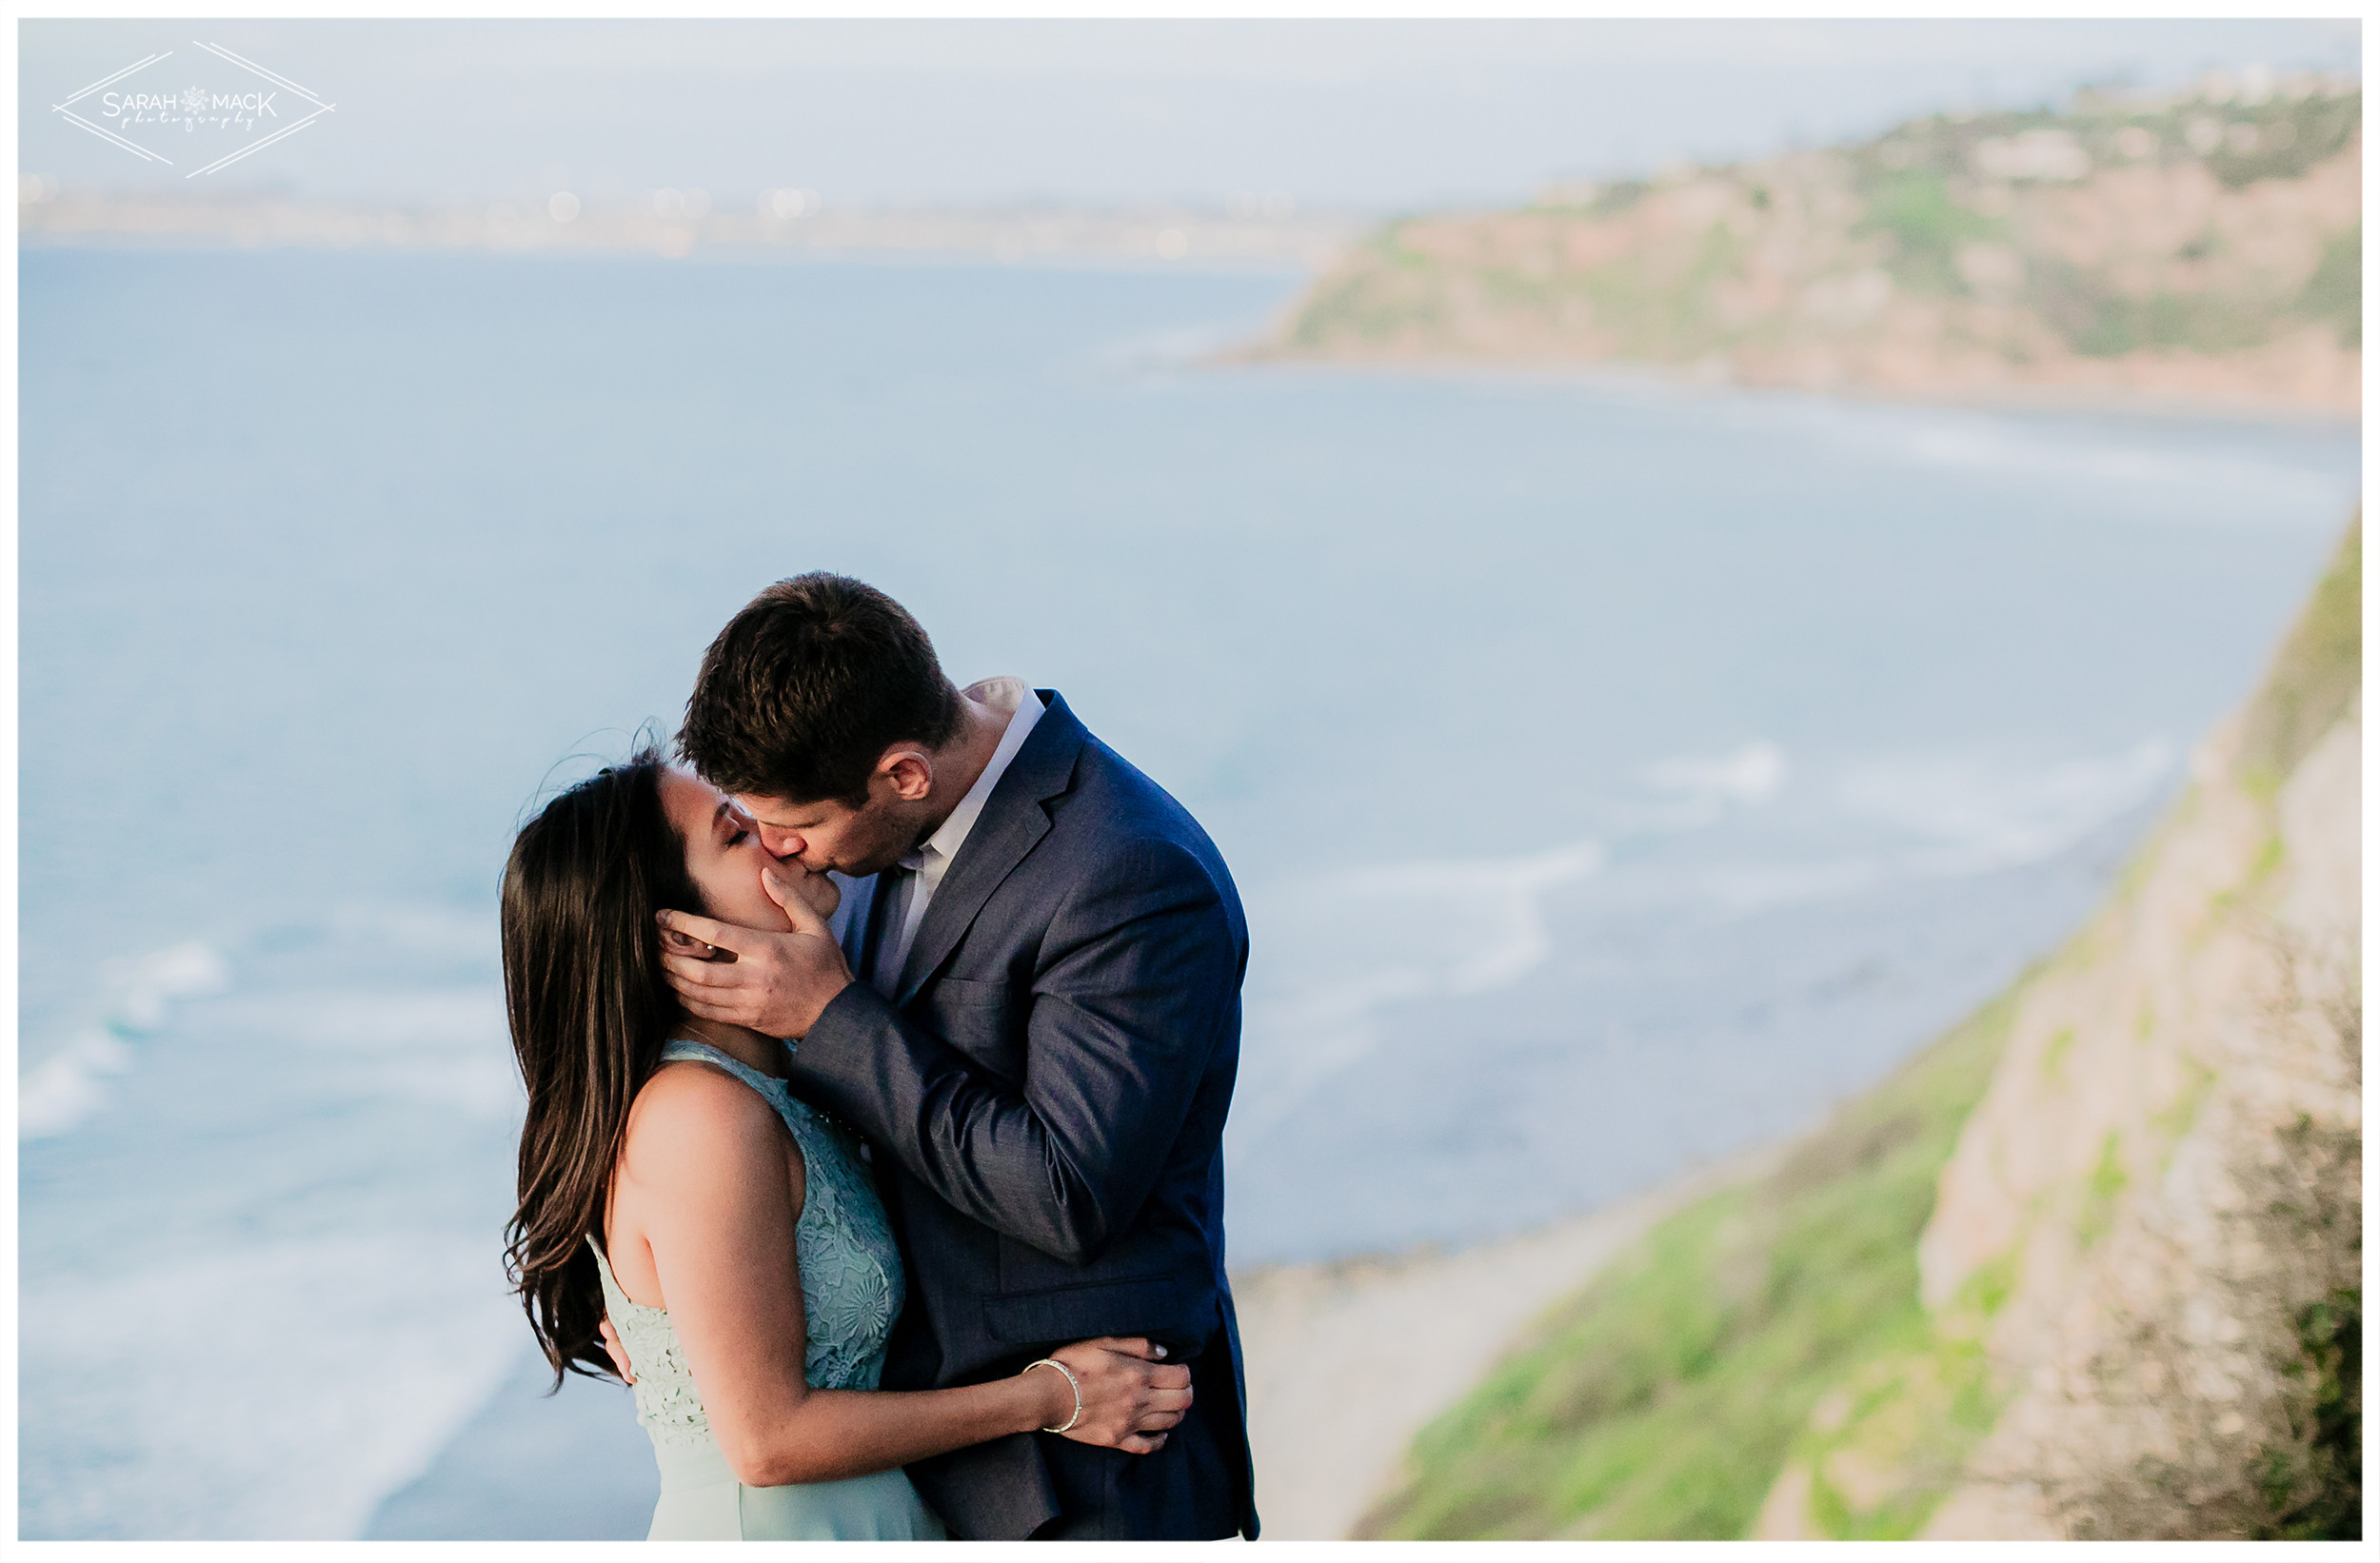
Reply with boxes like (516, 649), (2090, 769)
(786, 691), (1259, 1540)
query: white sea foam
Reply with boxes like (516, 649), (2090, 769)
(327, 902), (500, 960)
(17, 1030), (136, 1140)
(1894, 420), (2341, 508)
(1233, 837), (1606, 1140)
(1646, 740), (1789, 807)
(1836, 739), (2175, 867)
(19, 905), (526, 1539)
(1085, 318), (1260, 375)
(268, 986), (523, 1117)
(19, 941), (231, 1140)
(20, 1235), (522, 1539)
(1704, 740), (2176, 915)
(1232, 747), (1795, 1142)
(1746, 397), (2354, 516)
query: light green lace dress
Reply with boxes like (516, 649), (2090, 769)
(589, 1039), (947, 1540)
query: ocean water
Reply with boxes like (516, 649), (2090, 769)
(16, 247), (2359, 1538)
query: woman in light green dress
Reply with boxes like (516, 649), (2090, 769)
(500, 749), (1191, 1540)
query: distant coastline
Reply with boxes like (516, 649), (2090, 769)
(27, 129), (2360, 426)
(15, 187), (1363, 272)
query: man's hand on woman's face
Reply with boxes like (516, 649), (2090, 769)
(657, 867), (854, 1039)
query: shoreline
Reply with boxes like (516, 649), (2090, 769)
(1229, 1138), (1787, 1540)
(1215, 347), (2362, 428)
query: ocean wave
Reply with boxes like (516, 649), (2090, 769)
(1082, 318), (1259, 376)
(1704, 739), (2177, 915)
(19, 941), (231, 1140)
(268, 986), (521, 1118)
(1230, 739), (2172, 1147)
(19, 1234), (521, 1539)
(1896, 422), (2345, 508)
(19, 909), (506, 1141)
(17, 1030), (135, 1142)
(1835, 739), (2175, 864)
(1646, 740), (1789, 808)
(325, 903), (500, 960)
(20, 905), (526, 1538)
(1822, 405), (2350, 512)
(1233, 837), (1606, 1141)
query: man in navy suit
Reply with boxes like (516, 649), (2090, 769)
(655, 574), (1259, 1541)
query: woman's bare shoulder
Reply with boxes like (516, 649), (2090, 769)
(619, 1059), (788, 1189)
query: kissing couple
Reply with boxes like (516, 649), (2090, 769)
(500, 575), (1259, 1541)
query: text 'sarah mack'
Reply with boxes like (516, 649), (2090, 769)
(102, 90), (278, 127)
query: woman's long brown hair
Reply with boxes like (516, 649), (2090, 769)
(500, 747), (707, 1387)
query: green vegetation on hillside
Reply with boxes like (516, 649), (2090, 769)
(2058, 516), (2361, 1542)
(1368, 516), (2363, 1543)
(1839, 89), (2362, 356)
(1840, 85), (2360, 201)
(1854, 169), (2005, 297)
(1359, 988), (2021, 1540)
(2238, 517), (2362, 794)
(1276, 80), (2361, 404)
(2299, 225), (2363, 348)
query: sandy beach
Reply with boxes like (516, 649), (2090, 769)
(1229, 1142), (1783, 1540)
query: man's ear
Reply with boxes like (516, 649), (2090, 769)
(880, 748), (934, 802)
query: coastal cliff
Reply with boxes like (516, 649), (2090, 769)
(1759, 517), (2360, 1540)
(1360, 517), (2360, 1540)
(1261, 81), (2360, 417)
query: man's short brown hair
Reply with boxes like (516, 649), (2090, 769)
(677, 573), (963, 805)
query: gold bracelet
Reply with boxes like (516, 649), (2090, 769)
(1022, 1357), (1082, 1434)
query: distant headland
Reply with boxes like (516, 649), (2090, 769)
(1253, 72), (2361, 418)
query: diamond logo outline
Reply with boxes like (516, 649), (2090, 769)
(50, 40), (336, 176)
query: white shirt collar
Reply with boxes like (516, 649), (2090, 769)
(904, 677), (1044, 874)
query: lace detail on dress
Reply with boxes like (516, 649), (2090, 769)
(775, 1091), (905, 1393)
(587, 1039), (906, 1448)
(590, 1239), (714, 1449)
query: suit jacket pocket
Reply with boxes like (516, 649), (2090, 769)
(925, 976), (1019, 1073)
(931, 976), (1010, 1008)
(982, 1276), (1182, 1347)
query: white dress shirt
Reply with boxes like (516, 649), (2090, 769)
(867, 677), (1044, 996)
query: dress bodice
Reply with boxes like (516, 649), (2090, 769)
(589, 1039), (906, 1451)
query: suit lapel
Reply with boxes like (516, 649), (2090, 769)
(893, 690), (1085, 1007)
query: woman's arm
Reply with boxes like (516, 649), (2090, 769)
(616, 1065), (1190, 1487)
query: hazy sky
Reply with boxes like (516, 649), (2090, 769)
(22, 17), (2361, 210)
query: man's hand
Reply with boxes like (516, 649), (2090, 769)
(598, 1316), (637, 1384)
(657, 868), (854, 1039)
